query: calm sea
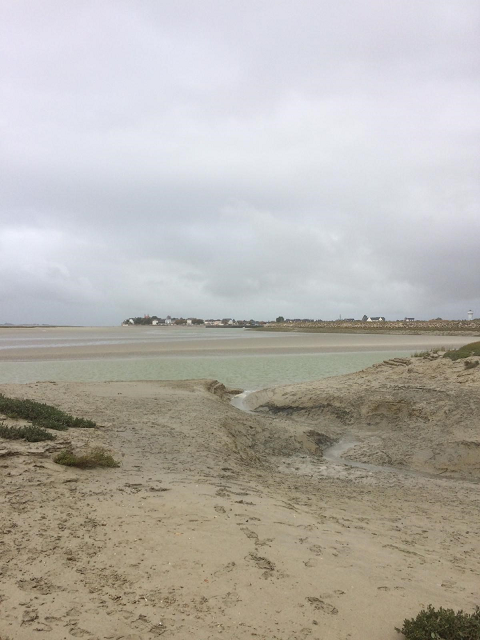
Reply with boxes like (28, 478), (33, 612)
(0, 327), (468, 390)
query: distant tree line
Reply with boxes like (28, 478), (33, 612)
(123, 316), (155, 325)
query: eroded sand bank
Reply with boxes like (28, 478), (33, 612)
(0, 355), (479, 639)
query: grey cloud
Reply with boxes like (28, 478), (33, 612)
(1, 1), (479, 324)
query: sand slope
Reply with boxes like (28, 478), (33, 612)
(246, 354), (480, 479)
(0, 359), (479, 639)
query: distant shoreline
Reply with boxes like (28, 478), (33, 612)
(250, 324), (480, 337)
(2, 324), (479, 337)
(0, 325), (81, 329)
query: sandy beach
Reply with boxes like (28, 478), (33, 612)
(1, 351), (479, 640)
(0, 326), (472, 361)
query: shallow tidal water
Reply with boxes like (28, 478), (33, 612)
(0, 326), (470, 389)
(0, 349), (415, 389)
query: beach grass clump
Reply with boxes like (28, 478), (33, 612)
(444, 341), (480, 361)
(0, 422), (56, 442)
(396, 604), (480, 639)
(54, 447), (119, 469)
(412, 347), (446, 358)
(0, 394), (96, 431)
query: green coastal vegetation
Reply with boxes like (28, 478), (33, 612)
(0, 393), (96, 443)
(0, 422), (56, 442)
(0, 394), (96, 431)
(54, 447), (120, 469)
(443, 341), (480, 361)
(0, 394), (119, 468)
(396, 604), (480, 639)
(412, 342), (480, 367)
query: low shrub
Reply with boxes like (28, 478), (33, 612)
(413, 347), (446, 358)
(444, 341), (480, 361)
(0, 422), (56, 442)
(396, 604), (480, 639)
(464, 359), (479, 370)
(54, 447), (119, 469)
(0, 394), (96, 430)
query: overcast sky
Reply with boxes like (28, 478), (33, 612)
(1, 1), (479, 324)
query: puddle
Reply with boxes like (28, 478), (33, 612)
(230, 390), (257, 413)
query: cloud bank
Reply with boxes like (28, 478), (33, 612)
(1, 1), (479, 324)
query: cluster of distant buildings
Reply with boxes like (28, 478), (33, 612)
(281, 311), (475, 323)
(280, 316), (391, 323)
(122, 311), (476, 327)
(344, 316), (410, 322)
(122, 315), (264, 327)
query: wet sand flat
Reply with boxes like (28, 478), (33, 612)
(0, 326), (471, 361)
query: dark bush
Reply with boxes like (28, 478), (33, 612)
(396, 604), (480, 639)
(0, 394), (96, 430)
(0, 422), (56, 442)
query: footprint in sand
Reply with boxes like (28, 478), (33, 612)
(222, 591), (241, 607)
(308, 544), (323, 555)
(241, 527), (273, 547)
(247, 552), (275, 578)
(214, 505), (227, 514)
(241, 527), (258, 540)
(306, 597), (338, 615)
(131, 614), (166, 636)
(303, 558), (318, 568)
(213, 561), (236, 577)
(68, 625), (93, 637)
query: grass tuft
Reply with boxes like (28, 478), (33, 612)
(0, 394), (96, 430)
(444, 341), (480, 361)
(54, 447), (120, 469)
(0, 422), (56, 442)
(412, 347), (446, 358)
(396, 604), (480, 639)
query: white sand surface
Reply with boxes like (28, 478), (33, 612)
(0, 355), (479, 639)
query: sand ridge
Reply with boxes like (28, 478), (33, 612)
(245, 354), (480, 479)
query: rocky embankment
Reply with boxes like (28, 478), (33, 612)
(244, 353), (480, 479)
